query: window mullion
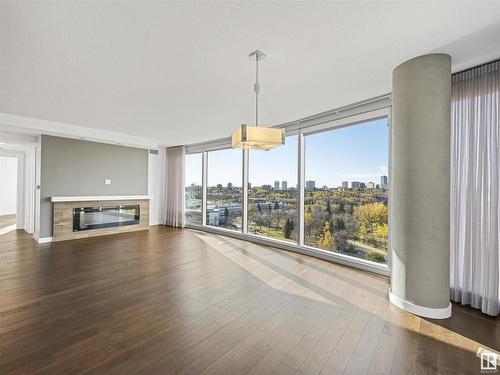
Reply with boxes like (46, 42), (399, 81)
(298, 131), (305, 246)
(242, 149), (249, 233)
(202, 150), (207, 226)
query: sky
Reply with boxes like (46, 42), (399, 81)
(185, 117), (388, 188)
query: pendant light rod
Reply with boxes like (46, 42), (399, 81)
(255, 54), (259, 127)
(232, 50), (284, 151)
(249, 50), (265, 127)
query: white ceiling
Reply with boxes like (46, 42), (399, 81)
(1, 2), (500, 147)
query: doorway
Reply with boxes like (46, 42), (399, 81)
(0, 155), (18, 234)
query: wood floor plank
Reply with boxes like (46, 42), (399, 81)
(0, 227), (497, 375)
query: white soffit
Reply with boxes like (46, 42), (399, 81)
(1, 2), (500, 147)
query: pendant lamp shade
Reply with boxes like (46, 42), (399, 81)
(232, 125), (285, 151)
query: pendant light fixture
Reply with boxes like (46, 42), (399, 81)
(231, 50), (285, 151)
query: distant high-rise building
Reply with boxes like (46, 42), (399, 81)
(262, 184), (272, 190)
(274, 180), (280, 190)
(342, 181), (349, 189)
(367, 182), (375, 189)
(305, 180), (316, 191)
(380, 175), (388, 190)
(351, 181), (361, 189)
(281, 181), (288, 190)
(227, 182), (233, 189)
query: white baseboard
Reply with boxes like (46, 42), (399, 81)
(389, 291), (452, 319)
(36, 236), (53, 244)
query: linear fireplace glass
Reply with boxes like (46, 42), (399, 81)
(73, 205), (140, 231)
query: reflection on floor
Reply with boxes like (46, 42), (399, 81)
(0, 214), (16, 235)
(0, 226), (498, 374)
(0, 214), (16, 229)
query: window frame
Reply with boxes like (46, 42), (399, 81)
(184, 152), (203, 226)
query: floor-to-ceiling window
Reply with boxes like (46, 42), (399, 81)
(303, 118), (389, 264)
(184, 153), (202, 225)
(183, 99), (391, 273)
(206, 148), (242, 231)
(248, 135), (298, 242)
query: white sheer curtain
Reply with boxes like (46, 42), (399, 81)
(164, 146), (185, 228)
(450, 60), (499, 316)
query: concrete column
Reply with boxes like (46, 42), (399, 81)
(390, 54), (452, 319)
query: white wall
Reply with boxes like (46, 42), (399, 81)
(0, 156), (18, 215)
(148, 147), (165, 225)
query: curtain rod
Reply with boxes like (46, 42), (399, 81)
(452, 57), (500, 76)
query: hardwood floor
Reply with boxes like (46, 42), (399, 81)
(0, 226), (498, 374)
(0, 214), (16, 229)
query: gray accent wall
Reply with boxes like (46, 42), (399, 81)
(40, 135), (148, 237)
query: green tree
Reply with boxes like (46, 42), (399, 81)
(333, 217), (345, 231)
(326, 200), (332, 216)
(367, 252), (386, 263)
(283, 218), (292, 239)
(274, 201), (280, 210)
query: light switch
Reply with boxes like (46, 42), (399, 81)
(105, 179), (112, 185)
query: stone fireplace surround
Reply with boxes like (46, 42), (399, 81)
(51, 195), (152, 242)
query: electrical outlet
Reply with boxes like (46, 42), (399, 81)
(105, 179), (111, 185)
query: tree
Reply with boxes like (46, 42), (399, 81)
(338, 201), (345, 214)
(257, 202), (262, 213)
(346, 204), (354, 215)
(224, 207), (234, 228)
(354, 202), (388, 246)
(367, 252), (386, 263)
(274, 201), (280, 210)
(374, 223), (389, 247)
(319, 221), (334, 250)
(326, 200), (332, 216)
(283, 218), (292, 239)
(332, 217), (345, 231)
(333, 230), (351, 253)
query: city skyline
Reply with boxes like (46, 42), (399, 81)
(190, 176), (388, 190)
(185, 118), (388, 188)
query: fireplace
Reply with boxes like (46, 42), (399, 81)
(73, 204), (140, 231)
